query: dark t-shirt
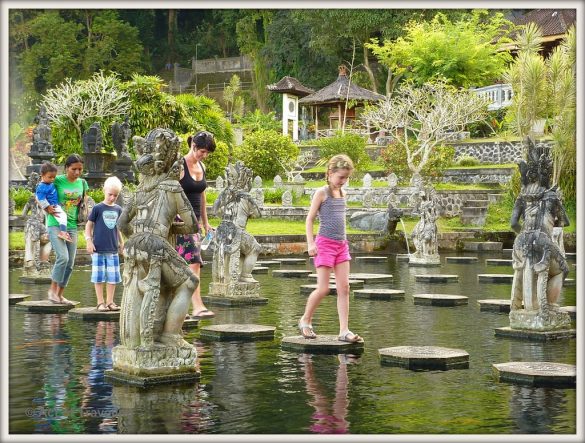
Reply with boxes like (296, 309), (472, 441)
(179, 157), (206, 218)
(88, 202), (122, 253)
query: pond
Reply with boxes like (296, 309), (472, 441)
(8, 252), (577, 435)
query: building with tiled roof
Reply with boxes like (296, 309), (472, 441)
(509, 9), (576, 55)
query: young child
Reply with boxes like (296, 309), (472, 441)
(84, 176), (124, 312)
(299, 154), (363, 343)
(36, 162), (72, 242)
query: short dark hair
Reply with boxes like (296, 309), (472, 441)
(40, 162), (58, 175)
(64, 154), (84, 168)
(187, 130), (216, 153)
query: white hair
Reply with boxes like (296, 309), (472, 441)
(103, 176), (123, 192)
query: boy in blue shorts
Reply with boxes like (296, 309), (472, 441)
(84, 176), (124, 312)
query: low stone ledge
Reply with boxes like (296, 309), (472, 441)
(445, 257), (478, 263)
(478, 274), (513, 283)
(354, 256), (389, 263)
(281, 335), (365, 354)
(478, 299), (511, 313)
(354, 289), (405, 300)
(251, 266), (269, 274)
(272, 269), (312, 278)
(255, 260), (280, 267)
(68, 307), (121, 321)
(9, 293), (31, 305)
(201, 296), (268, 306)
(200, 324), (276, 341)
(415, 274), (459, 283)
(485, 259), (513, 266)
(105, 369), (200, 387)
(413, 294), (468, 306)
(16, 300), (80, 313)
(492, 362), (576, 388)
(379, 346), (469, 370)
(494, 326), (576, 341)
(463, 241), (503, 251)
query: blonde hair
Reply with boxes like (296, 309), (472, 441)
(103, 176), (123, 193)
(326, 154), (354, 195)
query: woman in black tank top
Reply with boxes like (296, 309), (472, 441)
(175, 131), (217, 320)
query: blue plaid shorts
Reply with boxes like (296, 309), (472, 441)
(90, 253), (122, 284)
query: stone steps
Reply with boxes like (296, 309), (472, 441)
(460, 198), (489, 226)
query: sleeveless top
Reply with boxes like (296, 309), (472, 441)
(317, 186), (347, 241)
(179, 157), (206, 218)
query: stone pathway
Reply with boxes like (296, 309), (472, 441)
(413, 294), (468, 306)
(378, 346), (469, 370)
(493, 361), (576, 387)
(200, 324), (275, 341)
(415, 274), (458, 283)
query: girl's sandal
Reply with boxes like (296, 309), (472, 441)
(106, 303), (121, 311)
(298, 319), (317, 339)
(97, 303), (109, 312)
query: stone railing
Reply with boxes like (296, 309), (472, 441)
(471, 83), (513, 111)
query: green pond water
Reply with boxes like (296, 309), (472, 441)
(8, 252), (577, 435)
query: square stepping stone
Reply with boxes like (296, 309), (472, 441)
(413, 294), (468, 306)
(252, 266), (269, 274)
(478, 299), (511, 313)
(281, 335), (365, 354)
(255, 260), (280, 267)
(494, 327), (576, 341)
(68, 307), (120, 321)
(354, 289), (405, 300)
(565, 252), (576, 260)
(478, 274), (513, 284)
(105, 369), (200, 387)
(379, 346), (469, 370)
(564, 278), (575, 287)
(493, 362), (576, 387)
(15, 300), (80, 313)
(9, 293), (31, 305)
(200, 324), (276, 341)
(354, 256), (388, 263)
(485, 259), (513, 266)
(415, 274), (458, 283)
(445, 257), (478, 264)
(272, 269), (312, 278)
(273, 258), (306, 265)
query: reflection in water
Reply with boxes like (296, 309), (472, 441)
(301, 354), (360, 434)
(508, 386), (571, 434)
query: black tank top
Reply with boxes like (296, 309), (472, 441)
(179, 157), (207, 218)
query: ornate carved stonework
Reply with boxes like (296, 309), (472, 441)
(114, 128), (200, 379)
(349, 202), (403, 235)
(409, 187), (440, 265)
(111, 116), (135, 183)
(509, 138), (571, 331)
(26, 106), (55, 176)
(209, 161), (262, 299)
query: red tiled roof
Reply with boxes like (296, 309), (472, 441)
(512, 9), (576, 36)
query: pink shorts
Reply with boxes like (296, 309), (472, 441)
(314, 235), (351, 268)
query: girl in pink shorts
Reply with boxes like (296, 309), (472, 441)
(299, 154), (363, 343)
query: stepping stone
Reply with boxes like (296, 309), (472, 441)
(463, 241), (502, 252)
(445, 257), (478, 264)
(281, 335), (365, 354)
(478, 274), (513, 283)
(272, 269), (312, 278)
(494, 326), (576, 341)
(415, 274), (458, 283)
(478, 299), (511, 313)
(18, 276), (52, 284)
(105, 369), (200, 388)
(300, 280), (365, 296)
(559, 306), (576, 320)
(200, 324), (275, 341)
(182, 317), (199, 330)
(202, 295), (268, 306)
(355, 256), (388, 263)
(273, 258), (306, 265)
(252, 266), (269, 274)
(9, 293), (31, 305)
(349, 273), (393, 283)
(15, 300), (80, 313)
(502, 248), (513, 257)
(255, 260), (280, 267)
(493, 362), (576, 388)
(413, 294), (468, 306)
(396, 254), (410, 262)
(485, 259), (513, 266)
(378, 346), (469, 370)
(354, 289), (405, 300)
(68, 307), (121, 321)
(564, 278), (575, 287)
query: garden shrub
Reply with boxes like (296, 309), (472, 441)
(9, 187), (32, 211)
(202, 141), (230, 180)
(379, 140), (455, 182)
(315, 131), (370, 171)
(263, 188), (285, 204)
(456, 155), (481, 167)
(234, 129), (299, 179)
(239, 109), (281, 134)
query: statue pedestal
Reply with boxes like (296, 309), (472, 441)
(108, 344), (198, 386)
(509, 309), (572, 331)
(84, 152), (116, 188)
(408, 254), (441, 266)
(113, 157), (135, 183)
(205, 281), (268, 306)
(19, 264), (52, 283)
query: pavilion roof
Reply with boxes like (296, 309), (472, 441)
(267, 76), (314, 97)
(299, 66), (385, 106)
(511, 9), (575, 37)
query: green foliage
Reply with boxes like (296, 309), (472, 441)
(467, 109), (507, 138)
(239, 109), (281, 134)
(380, 140), (454, 182)
(234, 129), (299, 179)
(263, 188), (284, 204)
(9, 187), (32, 210)
(223, 74), (245, 122)
(202, 141), (230, 180)
(456, 155), (480, 167)
(314, 131), (370, 171)
(367, 10), (513, 88)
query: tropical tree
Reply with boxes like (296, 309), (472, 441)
(223, 74), (245, 123)
(367, 10), (513, 89)
(361, 80), (489, 182)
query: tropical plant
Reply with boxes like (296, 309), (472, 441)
(315, 131), (370, 171)
(239, 109), (281, 134)
(201, 140), (230, 180)
(223, 74), (245, 123)
(380, 140), (454, 182)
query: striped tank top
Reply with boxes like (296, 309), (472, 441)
(317, 186), (347, 241)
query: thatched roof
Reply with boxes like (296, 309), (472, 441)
(299, 66), (385, 106)
(512, 9), (575, 37)
(267, 76), (314, 97)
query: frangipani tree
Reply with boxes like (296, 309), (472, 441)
(361, 80), (489, 182)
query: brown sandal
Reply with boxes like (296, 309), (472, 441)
(97, 303), (109, 312)
(106, 302), (120, 311)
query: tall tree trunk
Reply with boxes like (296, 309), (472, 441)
(168, 9), (177, 63)
(362, 45), (378, 94)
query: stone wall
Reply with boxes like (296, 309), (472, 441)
(440, 167), (515, 184)
(452, 140), (553, 164)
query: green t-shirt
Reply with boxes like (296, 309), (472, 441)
(46, 175), (88, 229)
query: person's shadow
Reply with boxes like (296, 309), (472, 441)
(300, 353), (359, 434)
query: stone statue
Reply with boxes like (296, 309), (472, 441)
(112, 116), (133, 162)
(82, 122), (103, 153)
(409, 187), (440, 265)
(281, 189), (293, 207)
(22, 172), (52, 280)
(210, 161), (262, 298)
(83, 122), (116, 188)
(349, 201), (403, 235)
(114, 128), (199, 377)
(27, 106), (55, 176)
(509, 138), (571, 331)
